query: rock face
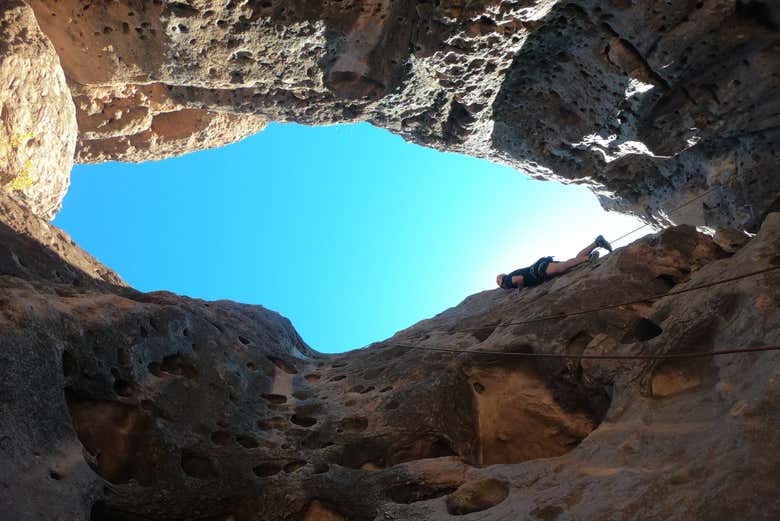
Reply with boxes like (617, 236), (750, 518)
(1, 181), (779, 520)
(22, 0), (780, 230)
(1, 1), (780, 520)
(0, 0), (76, 219)
(70, 83), (269, 164)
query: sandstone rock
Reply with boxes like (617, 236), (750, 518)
(302, 500), (347, 521)
(713, 227), (751, 253)
(69, 82), (269, 163)
(0, 191), (125, 287)
(2, 184), (779, 520)
(0, 0), (76, 219)
(446, 478), (508, 515)
(2, 3), (780, 518)
(24, 0), (780, 229)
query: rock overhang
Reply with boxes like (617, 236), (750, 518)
(1, 0), (780, 519)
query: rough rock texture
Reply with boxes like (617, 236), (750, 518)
(2, 1), (780, 519)
(24, 0), (780, 230)
(70, 83), (269, 164)
(2, 180), (779, 519)
(0, 0), (77, 219)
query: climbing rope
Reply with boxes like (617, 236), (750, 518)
(608, 186), (721, 245)
(391, 264), (780, 360)
(392, 343), (780, 360)
(454, 265), (780, 333)
(394, 187), (765, 362)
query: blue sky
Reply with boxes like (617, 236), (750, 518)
(54, 122), (643, 353)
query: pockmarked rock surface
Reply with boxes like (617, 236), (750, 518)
(1, 1), (780, 519)
(23, 0), (780, 229)
(0, 0), (77, 219)
(1, 184), (779, 520)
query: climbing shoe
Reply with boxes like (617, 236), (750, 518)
(588, 250), (600, 262)
(595, 234), (613, 252)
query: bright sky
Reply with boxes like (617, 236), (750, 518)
(53, 122), (644, 353)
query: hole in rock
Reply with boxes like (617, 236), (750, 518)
(338, 439), (388, 469)
(236, 435), (259, 449)
(304, 373), (321, 382)
(261, 393), (287, 404)
(113, 377), (134, 397)
(655, 273), (679, 290)
(465, 357), (604, 465)
(61, 351), (77, 378)
(531, 505), (565, 520)
(735, 0), (779, 31)
(283, 460), (306, 473)
(302, 500), (347, 521)
(312, 463), (329, 474)
(391, 437), (457, 466)
(49, 471), (63, 480)
(211, 431), (232, 446)
(387, 481), (459, 504)
(266, 355), (298, 374)
(446, 479), (509, 515)
(379, 386), (393, 393)
(116, 347), (130, 367)
(253, 462), (282, 477)
(181, 449), (218, 479)
(472, 324), (498, 342)
(90, 502), (130, 521)
(159, 353), (198, 378)
(567, 331), (593, 355)
(291, 415), (317, 427)
(65, 390), (154, 484)
(621, 317), (663, 343)
(238, 335), (251, 345)
(330, 375), (346, 381)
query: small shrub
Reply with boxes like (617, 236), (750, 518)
(0, 125), (37, 192)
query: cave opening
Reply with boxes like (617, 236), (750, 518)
(53, 122), (643, 355)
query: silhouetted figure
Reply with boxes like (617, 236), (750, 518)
(497, 235), (612, 290)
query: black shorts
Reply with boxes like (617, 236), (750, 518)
(509, 256), (554, 288)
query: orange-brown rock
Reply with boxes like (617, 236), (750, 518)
(19, 0), (780, 229)
(0, 0), (76, 219)
(1, 1), (780, 519)
(70, 82), (269, 163)
(1, 184), (779, 520)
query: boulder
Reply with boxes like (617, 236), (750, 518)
(0, 0), (76, 219)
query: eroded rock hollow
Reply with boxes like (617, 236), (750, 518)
(0, 0), (779, 520)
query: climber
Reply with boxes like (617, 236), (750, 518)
(496, 235), (612, 290)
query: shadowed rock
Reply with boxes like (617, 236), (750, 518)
(1, 184), (779, 520)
